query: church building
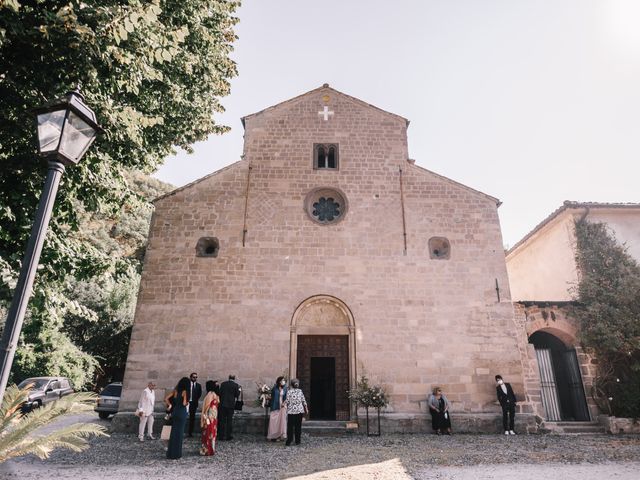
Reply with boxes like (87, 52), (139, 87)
(119, 85), (537, 432)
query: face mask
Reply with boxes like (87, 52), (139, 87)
(497, 380), (504, 385)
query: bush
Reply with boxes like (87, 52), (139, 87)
(572, 219), (640, 418)
(348, 376), (388, 409)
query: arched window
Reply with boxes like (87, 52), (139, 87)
(328, 146), (336, 168)
(313, 143), (339, 170)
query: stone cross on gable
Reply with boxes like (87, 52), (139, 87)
(318, 105), (334, 121)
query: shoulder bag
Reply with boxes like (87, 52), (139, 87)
(234, 388), (243, 411)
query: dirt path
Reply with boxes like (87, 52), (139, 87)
(1, 413), (639, 479)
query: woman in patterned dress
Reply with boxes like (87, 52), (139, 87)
(200, 380), (220, 456)
(284, 378), (308, 446)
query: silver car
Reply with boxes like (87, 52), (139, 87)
(94, 382), (122, 419)
(18, 377), (74, 411)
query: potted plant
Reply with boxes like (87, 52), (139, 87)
(348, 376), (388, 436)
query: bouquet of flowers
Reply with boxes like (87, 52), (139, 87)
(348, 375), (388, 408)
(255, 382), (272, 408)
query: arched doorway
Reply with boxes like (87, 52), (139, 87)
(529, 331), (590, 421)
(289, 295), (356, 421)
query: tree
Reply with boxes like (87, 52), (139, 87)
(10, 172), (173, 389)
(0, 0), (239, 387)
(0, 384), (107, 463)
(572, 219), (640, 417)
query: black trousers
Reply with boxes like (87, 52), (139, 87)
(188, 401), (198, 435)
(286, 413), (303, 445)
(502, 403), (516, 431)
(219, 406), (235, 440)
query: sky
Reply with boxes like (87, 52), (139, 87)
(154, 0), (640, 248)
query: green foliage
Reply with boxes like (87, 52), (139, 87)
(0, 1), (237, 387)
(0, 384), (107, 463)
(11, 173), (172, 388)
(572, 219), (640, 418)
(348, 376), (388, 409)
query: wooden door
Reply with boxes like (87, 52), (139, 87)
(297, 335), (350, 420)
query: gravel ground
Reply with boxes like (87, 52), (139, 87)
(1, 414), (639, 479)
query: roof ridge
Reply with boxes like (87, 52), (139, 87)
(408, 162), (500, 205)
(153, 159), (244, 203)
(507, 201), (640, 256)
(241, 83), (409, 127)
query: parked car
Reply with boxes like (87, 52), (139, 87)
(95, 382), (122, 419)
(17, 377), (74, 411)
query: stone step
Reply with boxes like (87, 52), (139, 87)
(552, 421), (600, 426)
(302, 420), (358, 436)
(542, 421), (606, 435)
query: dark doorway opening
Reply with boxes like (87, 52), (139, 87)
(310, 357), (336, 420)
(529, 331), (590, 421)
(296, 335), (350, 420)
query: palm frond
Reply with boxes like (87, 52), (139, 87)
(0, 385), (29, 431)
(0, 392), (99, 450)
(0, 385), (108, 464)
(0, 422), (107, 462)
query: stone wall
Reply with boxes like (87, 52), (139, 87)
(598, 415), (640, 434)
(120, 85), (527, 425)
(111, 411), (539, 435)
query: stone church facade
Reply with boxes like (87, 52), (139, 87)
(119, 85), (538, 432)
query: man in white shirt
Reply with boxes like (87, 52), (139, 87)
(137, 381), (156, 441)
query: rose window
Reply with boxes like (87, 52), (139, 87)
(312, 197), (341, 222)
(304, 187), (348, 225)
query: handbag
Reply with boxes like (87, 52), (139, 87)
(234, 389), (244, 411)
(160, 424), (172, 440)
(163, 412), (173, 426)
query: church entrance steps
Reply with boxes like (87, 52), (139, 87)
(541, 421), (606, 435)
(302, 420), (358, 437)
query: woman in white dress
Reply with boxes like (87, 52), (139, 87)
(267, 376), (287, 441)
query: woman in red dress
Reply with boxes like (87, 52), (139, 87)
(200, 380), (220, 456)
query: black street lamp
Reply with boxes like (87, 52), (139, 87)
(0, 89), (102, 403)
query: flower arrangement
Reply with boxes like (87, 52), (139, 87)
(348, 375), (388, 409)
(255, 382), (272, 408)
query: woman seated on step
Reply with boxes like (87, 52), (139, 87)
(427, 386), (452, 435)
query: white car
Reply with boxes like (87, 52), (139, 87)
(95, 382), (122, 419)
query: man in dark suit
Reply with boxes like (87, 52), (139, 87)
(187, 372), (202, 437)
(495, 374), (517, 435)
(218, 374), (241, 441)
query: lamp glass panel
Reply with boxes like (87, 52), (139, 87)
(59, 110), (97, 162)
(37, 110), (66, 153)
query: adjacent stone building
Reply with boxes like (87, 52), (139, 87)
(119, 85), (536, 432)
(506, 202), (640, 426)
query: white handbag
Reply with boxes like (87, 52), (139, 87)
(160, 425), (172, 440)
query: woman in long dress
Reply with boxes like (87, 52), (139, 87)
(267, 376), (287, 441)
(427, 386), (452, 435)
(165, 377), (190, 459)
(200, 380), (220, 456)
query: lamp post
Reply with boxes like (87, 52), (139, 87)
(0, 88), (102, 404)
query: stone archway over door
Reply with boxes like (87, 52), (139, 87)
(290, 296), (356, 421)
(530, 331), (590, 421)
